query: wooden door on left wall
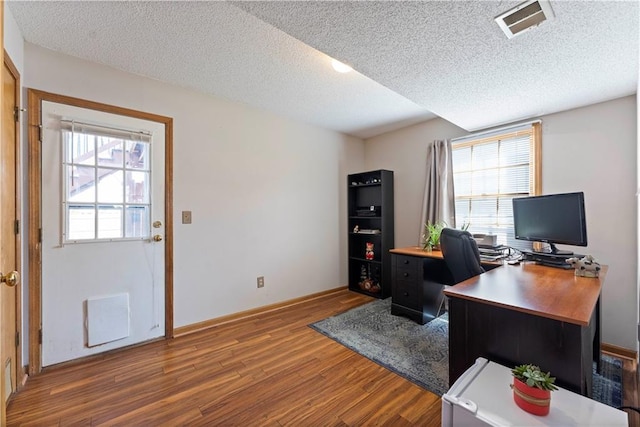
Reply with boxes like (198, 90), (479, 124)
(1, 34), (23, 427)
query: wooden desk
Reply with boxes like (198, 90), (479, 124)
(444, 262), (604, 397)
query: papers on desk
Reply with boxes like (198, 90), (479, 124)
(478, 246), (506, 262)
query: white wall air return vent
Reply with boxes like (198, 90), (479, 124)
(495, 0), (555, 39)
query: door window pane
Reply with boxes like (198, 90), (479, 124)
(65, 132), (96, 166)
(97, 138), (124, 167)
(97, 205), (123, 239)
(67, 205), (95, 240)
(125, 171), (149, 203)
(125, 206), (149, 238)
(127, 141), (149, 170)
(97, 169), (124, 203)
(67, 166), (96, 203)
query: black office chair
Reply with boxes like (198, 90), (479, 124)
(439, 228), (485, 283)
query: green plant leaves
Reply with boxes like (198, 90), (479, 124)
(511, 364), (559, 391)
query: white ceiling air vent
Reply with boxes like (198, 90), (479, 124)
(495, 0), (555, 39)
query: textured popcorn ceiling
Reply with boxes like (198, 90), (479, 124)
(8, 1), (639, 137)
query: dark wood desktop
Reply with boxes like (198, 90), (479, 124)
(388, 246), (603, 397)
(444, 262), (604, 397)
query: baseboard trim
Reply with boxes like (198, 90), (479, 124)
(174, 286), (348, 337)
(602, 342), (637, 361)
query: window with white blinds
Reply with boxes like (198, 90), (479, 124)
(451, 122), (541, 249)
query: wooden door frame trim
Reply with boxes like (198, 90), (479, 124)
(27, 89), (174, 375)
(3, 50), (24, 389)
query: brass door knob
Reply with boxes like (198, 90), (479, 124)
(0, 271), (20, 287)
(153, 234), (163, 242)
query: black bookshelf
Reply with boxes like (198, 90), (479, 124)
(347, 170), (394, 298)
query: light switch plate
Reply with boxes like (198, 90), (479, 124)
(182, 211), (192, 224)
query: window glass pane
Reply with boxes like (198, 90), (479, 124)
(67, 166), (96, 203)
(470, 198), (498, 226)
(68, 205), (95, 240)
(97, 138), (124, 167)
(453, 172), (472, 196)
(499, 137), (530, 167)
(97, 205), (123, 239)
(497, 197), (514, 226)
(471, 143), (499, 169)
(499, 165), (529, 194)
(484, 225), (511, 246)
(452, 147), (471, 172)
(455, 199), (471, 227)
(127, 141), (149, 170)
(126, 171), (149, 203)
(471, 169), (499, 195)
(65, 132), (95, 166)
(97, 169), (124, 203)
(125, 206), (149, 238)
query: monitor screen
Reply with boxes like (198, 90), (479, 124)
(512, 192), (587, 250)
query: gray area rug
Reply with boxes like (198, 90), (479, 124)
(310, 298), (622, 408)
(310, 298), (449, 396)
(594, 353), (623, 407)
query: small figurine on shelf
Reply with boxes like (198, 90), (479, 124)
(369, 265), (381, 293)
(353, 225), (359, 233)
(359, 264), (378, 292)
(365, 242), (374, 260)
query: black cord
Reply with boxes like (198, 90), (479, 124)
(618, 406), (640, 414)
(503, 246), (523, 261)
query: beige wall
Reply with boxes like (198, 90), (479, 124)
(541, 96), (637, 351)
(365, 96), (638, 350)
(364, 119), (467, 247)
(23, 43), (365, 329)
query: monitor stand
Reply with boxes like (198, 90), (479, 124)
(547, 243), (573, 256)
(523, 244), (584, 269)
(533, 242), (573, 256)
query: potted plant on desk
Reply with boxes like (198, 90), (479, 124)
(511, 364), (558, 416)
(421, 221), (445, 251)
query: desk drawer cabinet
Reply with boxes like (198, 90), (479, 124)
(393, 255), (422, 311)
(391, 254), (434, 324)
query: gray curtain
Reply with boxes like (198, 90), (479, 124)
(420, 139), (455, 241)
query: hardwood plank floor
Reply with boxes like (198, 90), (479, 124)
(7, 289), (639, 426)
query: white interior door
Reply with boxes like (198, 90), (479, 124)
(40, 101), (165, 366)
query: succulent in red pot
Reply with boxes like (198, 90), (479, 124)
(511, 364), (558, 416)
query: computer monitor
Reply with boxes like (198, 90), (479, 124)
(512, 192), (587, 255)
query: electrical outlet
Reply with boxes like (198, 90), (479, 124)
(182, 211), (192, 224)
(257, 276), (265, 288)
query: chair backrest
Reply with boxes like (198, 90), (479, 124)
(439, 228), (485, 284)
